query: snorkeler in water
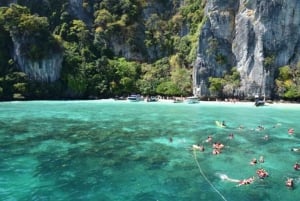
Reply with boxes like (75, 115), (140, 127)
(294, 162), (300, 170)
(192, 144), (204, 152)
(286, 178), (294, 188)
(291, 148), (300, 152)
(288, 128), (294, 135)
(250, 158), (257, 165)
(237, 177), (255, 187)
(206, 136), (213, 143)
(222, 121), (226, 126)
(256, 168), (269, 179)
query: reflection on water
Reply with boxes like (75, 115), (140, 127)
(0, 101), (300, 201)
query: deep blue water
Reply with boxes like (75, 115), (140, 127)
(0, 100), (300, 201)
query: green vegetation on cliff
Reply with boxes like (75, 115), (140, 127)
(0, 0), (207, 100)
(275, 62), (300, 100)
(208, 67), (241, 98)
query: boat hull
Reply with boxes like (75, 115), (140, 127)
(185, 97), (199, 104)
(127, 95), (143, 102)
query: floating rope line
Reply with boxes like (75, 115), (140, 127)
(193, 150), (228, 201)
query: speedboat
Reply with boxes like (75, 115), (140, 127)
(185, 96), (199, 104)
(127, 94), (143, 102)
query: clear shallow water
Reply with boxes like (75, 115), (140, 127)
(0, 100), (300, 201)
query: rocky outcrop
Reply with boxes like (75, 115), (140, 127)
(12, 36), (63, 82)
(68, 0), (92, 25)
(194, 0), (300, 99)
(0, 2), (64, 83)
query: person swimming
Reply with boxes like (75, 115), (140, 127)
(213, 142), (224, 149)
(256, 125), (264, 131)
(250, 158), (257, 165)
(237, 177), (255, 187)
(192, 144), (204, 152)
(288, 128), (294, 135)
(218, 173), (254, 187)
(291, 148), (300, 152)
(256, 168), (269, 179)
(222, 121), (226, 127)
(286, 178), (294, 188)
(212, 148), (221, 155)
(206, 136), (213, 143)
(259, 156), (264, 163)
(294, 162), (300, 170)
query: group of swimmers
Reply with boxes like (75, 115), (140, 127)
(212, 142), (225, 154)
(231, 161), (297, 187)
(193, 136), (225, 155)
(189, 123), (299, 188)
(250, 156), (264, 165)
(256, 168), (269, 179)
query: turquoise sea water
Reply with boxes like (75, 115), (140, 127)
(0, 100), (300, 201)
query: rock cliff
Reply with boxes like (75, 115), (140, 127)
(12, 35), (63, 82)
(193, 0), (300, 99)
(1, 1), (64, 83)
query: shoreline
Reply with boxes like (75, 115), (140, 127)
(155, 98), (300, 105)
(1, 98), (300, 107)
(102, 98), (300, 108)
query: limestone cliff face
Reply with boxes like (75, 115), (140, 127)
(12, 36), (63, 82)
(1, 0), (64, 82)
(194, 0), (300, 98)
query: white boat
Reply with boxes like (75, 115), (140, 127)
(127, 94), (143, 102)
(185, 96), (199, 104)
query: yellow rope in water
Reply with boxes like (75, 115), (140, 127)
(193, 149), (228, 201)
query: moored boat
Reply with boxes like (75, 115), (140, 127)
(173, 97), (184, 103)
(185, 96), (199, 104)
(255, 100), (265, 106)
(254, 95), (265, 106)
(127, 94), (143, 102)
(146, 96), (158, 102)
